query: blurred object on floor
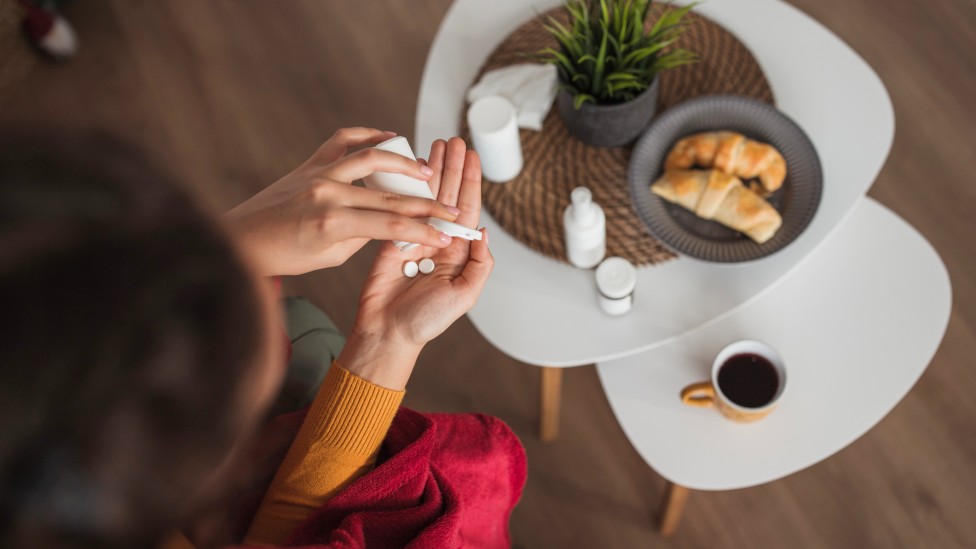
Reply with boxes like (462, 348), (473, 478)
(17, 0), (77, 59)
(0, 0), (38, 100)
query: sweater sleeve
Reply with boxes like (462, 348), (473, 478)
(243, 361), (404, 546)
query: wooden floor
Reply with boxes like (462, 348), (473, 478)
(2, 1), (974, 547)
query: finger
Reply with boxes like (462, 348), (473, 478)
(454, 149), (482, 228)
(417, 158), (428, 166)
(313, 128), (398, 165)
(324, 148), (434, 184)
(456, 228), (493, 299)
(426, 140), (447, 198)
(330, 210), (453, 249)
(339, 184), (460, 220)
(436, 137), (467, 207)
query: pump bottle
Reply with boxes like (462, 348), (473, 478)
(563, 186), (606, 269)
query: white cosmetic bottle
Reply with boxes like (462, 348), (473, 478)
(563, 186), (606, 269)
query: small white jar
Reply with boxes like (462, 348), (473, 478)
(595, 257), (637, 316)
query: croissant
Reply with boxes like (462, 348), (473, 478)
(651, 169), (783, 244)
(664, 131), (787, 195)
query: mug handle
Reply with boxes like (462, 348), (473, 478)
(680, 381), (716, 408)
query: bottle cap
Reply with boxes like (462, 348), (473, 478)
(571, 187), (595, 224)
(595, 257), (637, 299)
(571, 186), (592, 206)
(425, 217), (482, 241)
(394, 241), (420, 252)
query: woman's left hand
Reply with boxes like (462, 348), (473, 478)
(225, 128), (460, 276)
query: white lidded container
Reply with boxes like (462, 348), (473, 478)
(467, 95), (523, 183)
(563, 186), (606, 269)
(362, 136), (435, 199)
(362, 136), (434, 252)
(361, 136), (486, 251)
(595, 257), (637, 315)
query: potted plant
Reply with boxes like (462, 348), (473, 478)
(538, 0), (698, 147)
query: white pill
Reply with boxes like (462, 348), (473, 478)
(402, 261), (419, 278)
(419, 258), (435, 274)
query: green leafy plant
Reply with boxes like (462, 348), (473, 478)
(538, 0), (699, 109)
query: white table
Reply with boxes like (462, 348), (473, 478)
(596, 198), (950, 532)
(417, 0), (894, 442)
(417, 0), (894, 366)
(416, 0), (950, 535)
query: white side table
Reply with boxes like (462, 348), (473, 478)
(596, 198), (951, 535)
(417, 0), (894, 440)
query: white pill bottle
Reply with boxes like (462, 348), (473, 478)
(563, 186), (606, 269)
(362, 136), (434, 199)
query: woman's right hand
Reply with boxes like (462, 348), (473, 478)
(337, 138), (493, 391)
(224, 128), (461, 276)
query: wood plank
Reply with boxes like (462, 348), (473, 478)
(658, 483), (691, 537)
(540, 367), (563, 442)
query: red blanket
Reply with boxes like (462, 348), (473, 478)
(235, 408), (526, 549)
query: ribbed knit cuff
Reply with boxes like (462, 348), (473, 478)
(304, 361), (405, 456)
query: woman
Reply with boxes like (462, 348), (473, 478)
(0, 128), (523, 548)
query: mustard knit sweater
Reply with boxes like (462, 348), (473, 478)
(163, 362), (404, 548)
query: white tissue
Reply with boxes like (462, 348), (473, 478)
(466, 64), (558, 131)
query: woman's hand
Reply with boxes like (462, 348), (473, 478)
(337, 138), (493, 390)
(225, 128), (461, 276)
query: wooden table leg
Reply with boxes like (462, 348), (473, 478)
(658, 481), (691, 537)
(539, 367), (562, 442)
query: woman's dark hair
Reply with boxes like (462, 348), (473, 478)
(0, 132), (268, 547)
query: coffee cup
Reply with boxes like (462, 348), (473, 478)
(680, 340), (786, 422)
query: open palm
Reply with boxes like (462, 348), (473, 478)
(353, 138), (493, 347)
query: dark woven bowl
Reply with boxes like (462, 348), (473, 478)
(628, 95), (823, 263)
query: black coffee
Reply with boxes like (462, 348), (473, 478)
(717, 353), (779, 408)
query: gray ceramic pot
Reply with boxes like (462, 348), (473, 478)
(556, 76), (660, 148)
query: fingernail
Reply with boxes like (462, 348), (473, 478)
(439, 232), (452, 245)
(483, 227), (489, 245)
(383, 130), (397, 137)
(420, 165), (434, 177)
(445, 205), (461, 216)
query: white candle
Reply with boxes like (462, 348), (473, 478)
(467, 96), (523, 183)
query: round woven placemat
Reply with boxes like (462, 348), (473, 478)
(462, 4), (775, 266)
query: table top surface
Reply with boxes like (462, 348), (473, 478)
(416, 0), (895, 366)
(596, 198), (951, 490)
